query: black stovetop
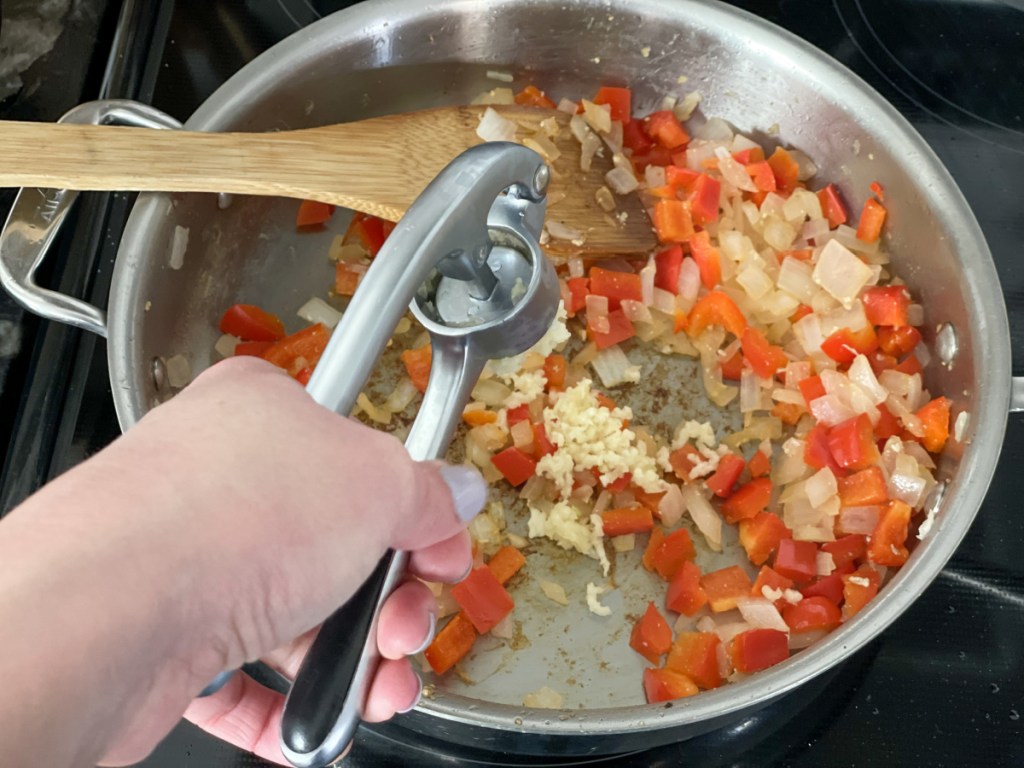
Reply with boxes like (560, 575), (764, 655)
(0, 1), (1022, 766)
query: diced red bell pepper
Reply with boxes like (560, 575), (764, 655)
(505, 404), (531, 426)
(631, 145), (675, 173)
(687, 290), (748, 339)
(821, 534), (868, 571)
(335, 262), (364, 296)
(798, 375), (827, 409)
(643, 668), (699, 703)
(720, 350), (744, 382)
(601, 506), (654, 537)
(652, 199), (695, 243)
(565, 277), (590, 316)
(623, 118), (654, 154)
(451, 566), (514, 634)
(842, 564), (881, 620)
(345, 212), (391, 256)
(706, 453), (746, 498)
(666, 164), (700, 191)
(857, 198), (887, 243)
(721, 478), (773, 524)
(748, 450), (771, 479)
(821, 326), (879, 365)
(867, 499), (912, 567)
(874, 402), (903, 439)
(543, 353), (566, 391)
(629, 602), (672, 664)
(828, 413), (880, 470)
(593, 86), (632, 122)
(739, 512), (790, 566)
(296, 200), (334, 228)
(804, 424), (846, 476)
(486, 545), (527, 585)
(644, 110), (690, 149)
(878, 325), (922, 357)
(746, 160), (777, 193)
(773, 539), (818, 582)
(666, 560), (708, 616)
(589, 308), (636, 350)
(689, 230), (722, 289)
(766, 147), (800, 195)
(816, 184), (848, 228)
(700, 565), (754, 612)
(915, 396), (952, 453)
(654, 245), (683, 295)
(424, 613), (478, 675)
(894, 353), (923, 375)
(643, 527), (696, 581)
(751, 565), (794, 599)
(514, 84), (556, 109)
(263, 323), (330, 374)
(870, 180), (886, 202)
(783, 596), (842, 633)
(688, 173), (721, 225)
(666, 632), (723, 689)
(590, 267), (644, 305)
(732, 147), (765, 164)
(741, 327), (788, 379)
(730, 629), (790, 673)
(294, 367), (313, 386)
(401, 344), (433, 393)
(837, 466), (888, 507)
(772, 401), (804, 426)
(234, 340), (274, 357)
(800, 572), (845, 604)
(633, 487), (667, 513)
(668, 444), (702, 482)
(532, 423), (556, 460)
(219, 303), (286, 342)
(491, 446), (538, 487)
(862, 286), (911, 327)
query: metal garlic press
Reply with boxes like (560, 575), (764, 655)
(277, 143), (559, 768)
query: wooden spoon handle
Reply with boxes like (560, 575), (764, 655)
(0, 120), (417, 217)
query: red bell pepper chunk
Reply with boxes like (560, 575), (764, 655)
(687, 290), (748, 339)
(687, 173), (721, 225)
(565, 277), (590, 316)
(739, 512), (790, 566)
(593, 86), (632, 122)
(590, 267), (644, 305)
(842, 564), (881, 620)
(700, 565), (754, 612)
(666, 560), (708, 616)
(821, 534), (868, 571)
(857, 198), (887, 243)
(719, 349), (744, 382)
(344, 212), (391, 256)
(894, 352), (923, 375)
(666, 632), (723, 689)
(772, 401), (804, 426)
(748, 450), (771, 479)
(652, 199), (695, 243)
(688, 230), (722, 289)
(219, 303), (286, 342)
(631, 145), (675, 173)
(629, 602), (672, 664)
(294, 367), (313, 386)
(751, 565), (794, 599)
(798, 375), (827, 409)
(766, 147), (800, 194)
(666, 164), (700, 191)
(623, 118), (654, 153)
(543, 353), (566, 391)
(486, 545), (527, 585)
(401, 344), (433, 393)
(862, 285), (911, 327)
(643, 668), (699, 703)
(601, 506), (654, 537)
(491, 446), (538, 487)
(514, 84), (556, 109)
(505, 404), (531, 426)
(821, 326), (879, 364)
(773, 539), (818, 582)
(837, 466), (888, 507)
(816, 183), (848, 228)
(732, 147), (765, 164)
(867, 499), (912, 567)
(532, 423), (556, 460)
(878, 325), (922, 357)
(295, 199), (334, 228)
(915, 396), (952, 453)
(589, 309), (636, 350)
(804, 423), (846, 476)
(746, 161), (777, 193)
(668, 444), (701, 481)
(783, 596), (842, 633)
(800, 572), (846, 604)
(234, 340), (274, 357)
(335, 262), (365, 296)
(424, 612), (478, 675)
(654, 245), (683, 295)
(740, 327), (788, 379)
(644, 110), (690, 150)
(827, 413), (880, 470)
(451, 566), (514, 634)
(874, 402), (903, 439)
(643, 527), (696, 581)
(730, 629), (790, 673)
(705, 453), (746, 498)
(721, 478), (773, 524)
(869, 180), (886, 201)
(263, 323), (330, 374)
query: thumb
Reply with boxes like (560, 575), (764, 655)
(385, 460), (488, 552)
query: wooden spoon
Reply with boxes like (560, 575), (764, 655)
(0, 105), (655, 259)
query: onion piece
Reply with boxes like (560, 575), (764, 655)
(678, 257), (701, 301)
(383, 378), (419, 413)
(805, 467), (838, 508)
(547, 220), (584, 242)
(837, 505), (881, 535)
(715, 146), (757, 192)
(523, 686), (564, 709)
(605, 166), (639, 195)
(789, 629), (827, 650)
(214, 333), (238, 359)
(810, 394), (857, 427)
(582, 99), (612, 133)
(681, 484), (722, 551)
(298, 297), (342, 329)
(736, 598), (789, 632)
(658, 484), (685, 527)
(591, 344), (640, 387)
(540, 580), (570, 606)
(621, 299), (652, 324)
(477, 107), (517, 142)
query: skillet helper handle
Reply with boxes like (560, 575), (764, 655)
(280, 335), (487, 767)
(0, 101), (180, 336)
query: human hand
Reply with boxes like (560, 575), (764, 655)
(0, 356), (485, 767)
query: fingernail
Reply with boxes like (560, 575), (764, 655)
(410, 612), (437, 656)
(439, 464), (488, 523)
(396, 676), (423, 714)
(456, 559), (473, 583)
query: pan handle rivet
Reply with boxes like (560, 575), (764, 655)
(151, 357), (167, 391)
(533, 164), (550, 196)
(935, 323), (958, 367)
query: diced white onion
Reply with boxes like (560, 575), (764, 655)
(605, 166), (639, 195)
(165, 354), (192, 388)
(356, 392), (391, 425)
(714, 146), (757, 192)
(547, 220), (584, 242)
(789, 629), (827, 650)
(907, 303), (925, 326)
(523, 686), (564, 709)
(214, 333), (238, 359)
(777, 257), (818, 304)
(813, 239), (874, 308)
(740, 369), (762, 413)
(472, 378), (513, 407)
(621, 299), (652, 324)
(658, 484), (685, 527)
(557, 97), (577, 114)
(645, 165), (667, 188)
(837, 505), (881, 535)
(383, 378), (419, 412)
(678, 257), (701, 301)
(817, 551), (836, 576)
(581, 99), (612, 133)
(477, 107), (518, 142)
(848, 354), (888, 404)
(809, 394), (857, 426)
(713, 621), (753, 644)
(591, 344), (640, 388)
(568, 258), (585, 279)
(298, 297), (342, 329)
(805, 467), (838, 508)
(736, 598), (789, 632)
(681, 484), (722, 551)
